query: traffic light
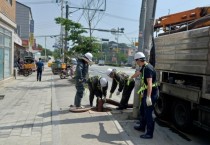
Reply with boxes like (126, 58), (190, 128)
(101, 38), (109, 41)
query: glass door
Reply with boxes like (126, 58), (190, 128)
(4, 48), (10, 78)
(0, 48), (3, 80)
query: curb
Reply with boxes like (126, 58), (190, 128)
(51, 75), (62, 145)
(107, 112), (134, 145)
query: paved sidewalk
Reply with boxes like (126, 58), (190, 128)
(0, 69), (53, 145)
(0, 67), (134, 145)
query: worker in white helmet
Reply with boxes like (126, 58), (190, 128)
(87, 76), (108, 107)
(129, 52), (158, 139)
(106, 68), (135, 110)
(73, 52), (93, 109)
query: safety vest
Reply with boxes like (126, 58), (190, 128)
(137, 63), (158, 94)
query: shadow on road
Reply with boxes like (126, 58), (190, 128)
(82, 122), (125, 145)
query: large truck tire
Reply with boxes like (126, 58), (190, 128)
(154, 94), (169, 119)
(172, 101), (192, 131)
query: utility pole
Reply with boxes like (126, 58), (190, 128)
(60, 0), (64, 62)
(133, 0), (147, 118)
(45, 36), (46, 61)
(64, 1), (69, 53)
(144, 0), (157, 59)
(133, 0), (157, 118)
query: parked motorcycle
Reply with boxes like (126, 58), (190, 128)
(18, 68), (30, 77)
(60, 65), (75, 79)
(16, 62), (30, 77)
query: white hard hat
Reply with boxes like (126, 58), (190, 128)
(134, 52), (145, 60)
(84, 52), (93, 62)
(100, 77), (108, 87)
(106, 68), (113, 76)
(71, 58), (76, 61)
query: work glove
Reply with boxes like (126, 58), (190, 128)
(127, 77), (132, 86)
(109, 93), (113, 98)
(146, 96), (152, 107)
(116, 91), (120, 96)
(79, 78), (86, 83)
(102, 96), (106, 102)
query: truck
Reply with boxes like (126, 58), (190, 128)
(153, 7), (210, 131)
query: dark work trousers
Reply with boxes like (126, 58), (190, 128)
(37, 70), (42, 81)
(74, 80), (85, 107)
(119, 80), (135, 108)
(88, 82), (101, 107)
(139, 87), (158, 136)
(88, 82), (94, 107)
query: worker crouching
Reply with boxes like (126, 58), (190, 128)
(87, 76), (108, 107)
(106, 68), (135, 110)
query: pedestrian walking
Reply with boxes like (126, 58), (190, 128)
(106, 68), (135, 110)
(36, 58), (44, 81)
(87, 76), (108, 107)
(73, 52), (93, 109)
(129, 52), (158, 139)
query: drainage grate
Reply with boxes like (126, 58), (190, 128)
(0, 95), (5, 100)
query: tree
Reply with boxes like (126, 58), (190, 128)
(52, 49), (61, 60)
(117, 52), (127, 64)
(82, 0), (105, 38)
(40, 48), (52, 56)
(55, 17), (100, 56)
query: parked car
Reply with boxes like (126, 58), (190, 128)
(98, 60), (105, 66)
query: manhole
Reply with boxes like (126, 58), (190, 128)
(91, 107), (112, 112)
(0, 95), (5, 100)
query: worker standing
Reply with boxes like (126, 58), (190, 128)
(129, 52), (158, 139)
(106, 68), (135, 110)
(36, 58), (44, 81)
(87, 76), (108, 107)
(73, 52), (93, 109)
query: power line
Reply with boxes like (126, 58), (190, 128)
(104, 13), (138, 22)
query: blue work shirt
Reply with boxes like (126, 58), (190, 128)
(36, 61), (44, 71)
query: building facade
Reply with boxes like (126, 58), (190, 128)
(16, 1), (34, 52)
(0, 0), (16, 81)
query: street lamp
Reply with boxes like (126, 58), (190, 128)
(100, 38), (109, 62)
(111, 27), (124, 64)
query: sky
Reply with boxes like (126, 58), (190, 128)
(17, 0), (210, 51)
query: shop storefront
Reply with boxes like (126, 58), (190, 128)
(0, 26), (12, 81)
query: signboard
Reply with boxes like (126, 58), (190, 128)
(22, 39), (29, 47)
(29, 33), (34, 46)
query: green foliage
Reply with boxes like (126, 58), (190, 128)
(70, 36), (100, 54)
(52, 49), (60, 60)
(55, 17), (87, 45)
(117, 52), (127, 63)
(41, 48), (53, 56)
(55, 17), (100, 56)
